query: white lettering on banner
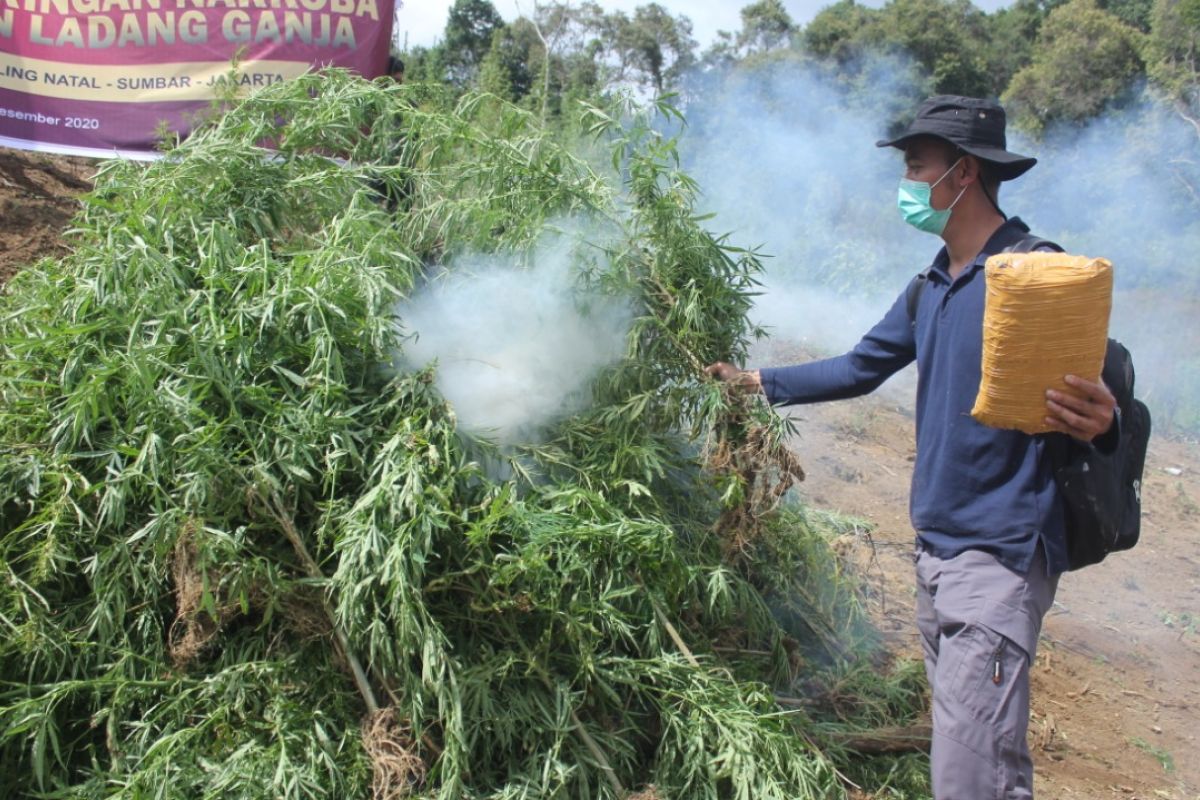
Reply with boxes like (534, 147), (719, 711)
(0, 106), (64, 126)
(28, 10), (208, 46)
(224, 11), (353, 46)
(0, 0), (394, 158)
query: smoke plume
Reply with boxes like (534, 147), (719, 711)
(398, 225), (632, 445)
(680, 59), (1200, 428)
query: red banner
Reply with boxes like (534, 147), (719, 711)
(0, 2), (396, 159)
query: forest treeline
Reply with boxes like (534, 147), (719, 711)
(401, 0), (1200, 136)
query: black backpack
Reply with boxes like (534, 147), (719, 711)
(904, 234), (1151, 571)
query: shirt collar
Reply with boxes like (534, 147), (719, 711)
(927, 216), (1033, 282)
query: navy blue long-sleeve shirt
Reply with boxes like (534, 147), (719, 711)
(760, 217), (1069, 576)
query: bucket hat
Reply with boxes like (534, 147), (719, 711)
(876, 95), (1036, 181)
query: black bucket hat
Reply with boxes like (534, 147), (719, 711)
(876, 95), (1036, 181)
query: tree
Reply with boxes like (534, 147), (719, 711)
(700, 29), (741, 70)
(400, 44), (450, 85)
(503, 2), (611, 118)
(1147, 0), (1200, 136)
(479, 21), (540, 102)
(873, 0), (993, 97)
(536, 3), (608, 115)
(607, 4), (698, 95)
(737, 0), (797, 55)
(1003, 0), (1146, 133)
(1099, 0), (1156, 30)
(802, 0), (882, 64)
(522, 1), (578, 119)
(983, 0), (1065, 95)
(444, 0), (506, 84)
(801, 0), (990, 96)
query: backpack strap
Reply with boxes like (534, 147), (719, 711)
(1005, 233), (1064, 254)
(905, 233), (1063, 330)
(904, 268), (931, 331)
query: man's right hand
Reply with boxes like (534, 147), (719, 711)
(704, 362), (763, 393)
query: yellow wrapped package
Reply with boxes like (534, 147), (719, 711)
(971, 252), (1112, 434)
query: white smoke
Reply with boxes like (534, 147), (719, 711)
(674, 62), (1199, 759)
(681, 56), (930, 397)
(398, 224), (632, 445)
(1007, 100), (1200, 426)
(679, 60), (1200, 426)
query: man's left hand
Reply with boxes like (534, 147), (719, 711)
(1045, 375), (1116, 442)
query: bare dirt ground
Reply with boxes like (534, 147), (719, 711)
(4, 145), (1197, 799)
(0, 149), (93, 285)
(759, 339), (1200, 798)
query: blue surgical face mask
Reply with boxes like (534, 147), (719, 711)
(897, 157), (967, 236)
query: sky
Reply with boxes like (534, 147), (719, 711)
(393, 0), (1013, 51)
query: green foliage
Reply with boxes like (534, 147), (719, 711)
(401, 44), (451, 86)
(800, 0), (995, 96)
(0, 72), (920, 799)
(741, 507), (882, 669)
(1147, 0), (1200, 127)
(1004, 0), (1147, 133)
(698, 0), (799, 70)
(496, 7), (607, 122)
(1101, 0), (1157, 30)
(606, 4), (699, 95)
(1130, 735), (1176, 771)
(738, 0), (798, 54)
(803, 0), (884, 64)
(980, 0), (1060, 93)
(443, 0), (506, 85)
(479, 21), (540, 102)
(840, 753), (932, 799)
(874, 0), (995, 96)
(405, 2), (703, 117)
(401, 0), (1200, 146)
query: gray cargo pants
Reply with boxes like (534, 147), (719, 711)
(916, 546), (1059, 800)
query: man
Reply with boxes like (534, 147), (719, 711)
(706, 95), (1116, 799)
(387, 55), (406, 84)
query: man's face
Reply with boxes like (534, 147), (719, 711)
(904, 138), (962, 211)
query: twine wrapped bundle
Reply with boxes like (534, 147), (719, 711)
(971, 251), (1112, 434)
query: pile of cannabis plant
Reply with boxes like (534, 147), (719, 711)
(0, 72), (922, 799)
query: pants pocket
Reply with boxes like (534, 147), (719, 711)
(944, 622), (1029, 726)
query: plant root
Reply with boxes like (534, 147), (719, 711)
(626, 786), (662, 800)
(361, 707), (427, 800)
(169, 520), (330, 667)
(168, 520), (233, 668)
(708, 419), (805, 559)
(280, 586), (334, 642)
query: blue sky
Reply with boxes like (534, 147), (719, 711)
(394, 0), (1013, 50)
